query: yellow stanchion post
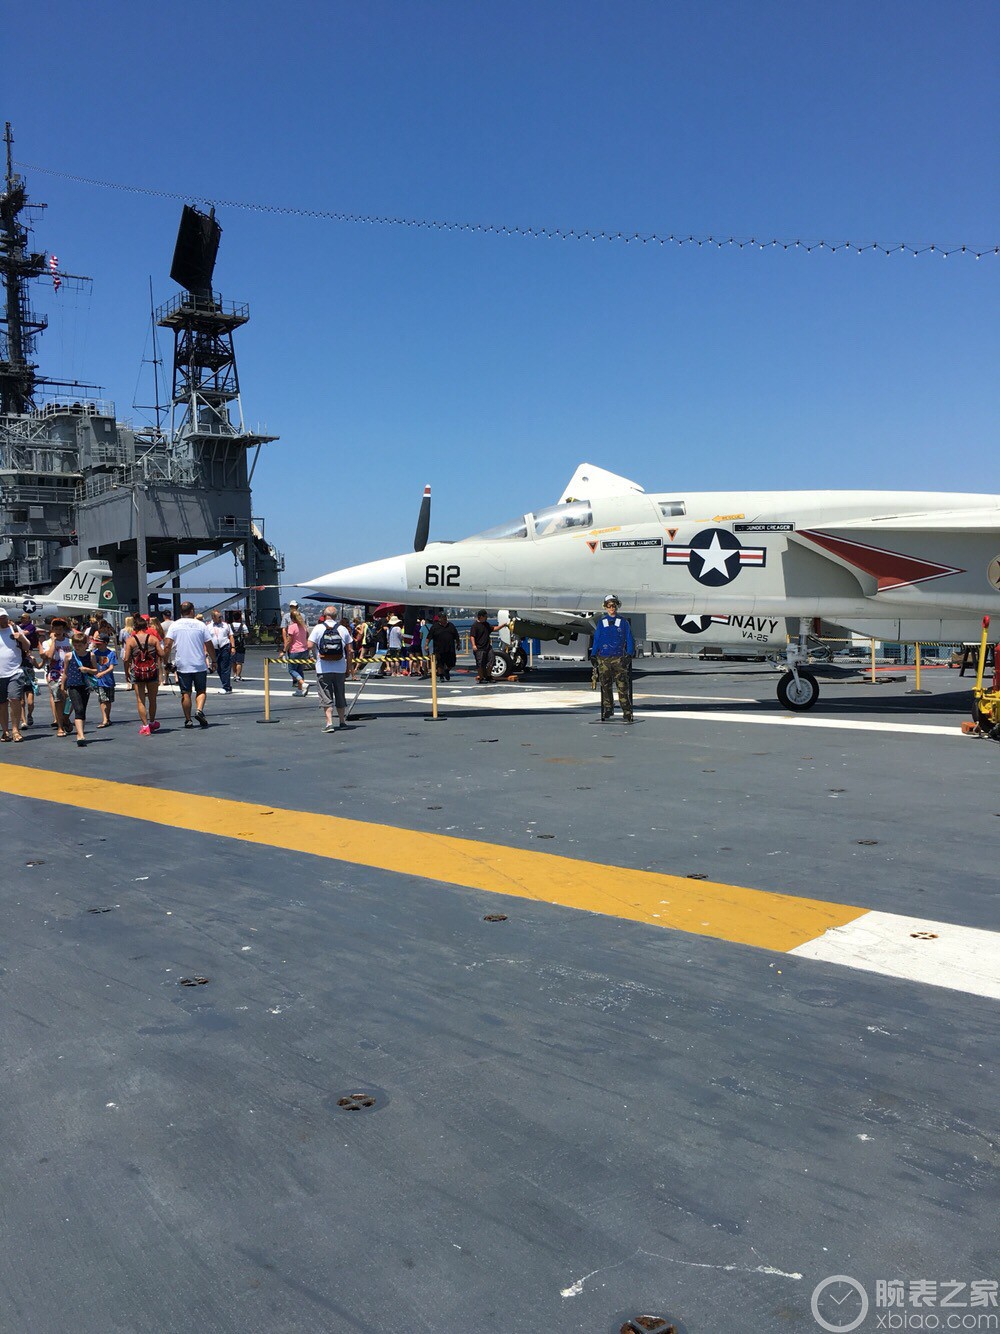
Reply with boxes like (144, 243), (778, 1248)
(256, 657), (281, 724)
(907, 642), (931, 696)
(973, 616), (990, 695)
(870, 638), (877, 684)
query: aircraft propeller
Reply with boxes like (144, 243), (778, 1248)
(414, 484), (432, 552)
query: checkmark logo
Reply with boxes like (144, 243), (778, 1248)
(810, 1275), (869, 1332)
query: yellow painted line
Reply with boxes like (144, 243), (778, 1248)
(0, 763), (866, 952)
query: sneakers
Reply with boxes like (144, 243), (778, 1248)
(196, 711), (208, 728)
(151, 720), (160, 732)
(301, 683), (310, 696)
(184, 719), (194, 729)
(139, 723), (151, 735)
(324, 722), (336, 733)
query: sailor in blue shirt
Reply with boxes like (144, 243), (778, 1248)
(590, 594), (635, 723)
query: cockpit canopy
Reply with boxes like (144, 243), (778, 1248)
(463, 499), (593, 542)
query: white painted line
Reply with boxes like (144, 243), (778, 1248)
(447, 689), (597, 710)
(640, 710), (962, 738)
(791, 911), (1000, 1001)
(637, 693), (754, 704)
(221, 684), (964, 737)
(406, 692), (963, 735)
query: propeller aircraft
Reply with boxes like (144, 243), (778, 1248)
(307, 464), (1000, 710)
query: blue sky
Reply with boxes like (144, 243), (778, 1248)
(7, 1), (999, 588)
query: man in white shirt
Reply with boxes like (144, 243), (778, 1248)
(208, 610), (235, 693)
(307, 605), (353, 732)
(166, 602), (217, 728)
(0, 608), (30, 742)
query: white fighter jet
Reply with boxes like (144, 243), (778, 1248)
(306, 464), (1000, 710)
(6, 560), (118, 623)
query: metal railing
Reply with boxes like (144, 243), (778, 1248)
(156, 292), (249, 322)
(0, 482), (77, 504)
(36, 398), (117, 419)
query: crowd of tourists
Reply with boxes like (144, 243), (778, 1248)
(0, 602), (498, 748)
(0, 603), (254, 746)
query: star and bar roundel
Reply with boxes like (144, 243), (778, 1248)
(663, 528), (766, 586)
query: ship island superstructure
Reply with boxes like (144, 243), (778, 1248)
(0, 123), (283, 621)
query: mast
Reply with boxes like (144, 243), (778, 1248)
(0, 122), (48, 414)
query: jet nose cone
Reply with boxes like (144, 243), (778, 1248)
(305, 555), (408, 603)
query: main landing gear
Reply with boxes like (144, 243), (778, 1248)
(776, 618), (821, 711)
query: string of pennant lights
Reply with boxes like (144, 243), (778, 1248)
(18, 160), (1000, 260)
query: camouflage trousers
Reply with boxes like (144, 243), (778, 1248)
(596, 656), (633, 720)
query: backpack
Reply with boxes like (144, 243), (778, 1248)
(131, 632), (159, 681)
(318, 623), (345, 661)
(233, 625), (246, 651)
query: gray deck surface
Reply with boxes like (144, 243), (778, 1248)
(1, 653), (997, 1333)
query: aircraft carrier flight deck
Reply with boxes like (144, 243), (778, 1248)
(1, 654), (997, 1334)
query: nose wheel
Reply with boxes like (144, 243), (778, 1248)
(777, 668), (820, 711)
(489, 649), (514, 680)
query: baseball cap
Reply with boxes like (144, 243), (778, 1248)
(0, 608), (8, 618)
(289, 600), (299, 607)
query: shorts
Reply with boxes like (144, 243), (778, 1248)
(66, 685), (90, 719)
(20, 667), (36, 693)
(317, 672), (347, 710)
(177, 670), (208, 695)
(233, 650), (246, 664)
(0, 675), (25, 703)
(97, 684), (116, 703)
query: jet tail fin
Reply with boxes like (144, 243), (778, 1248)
(558, 462), (645, 504)
(48, 560), (114, 609)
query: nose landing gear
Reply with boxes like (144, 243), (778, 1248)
(777, 618), (821, 711)
(777, 667), (820, 711)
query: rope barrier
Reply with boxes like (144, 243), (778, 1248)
(270, 650), (436, 676)
(258, 651), (440, 724)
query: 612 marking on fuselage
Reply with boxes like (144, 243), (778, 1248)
(425, 563), (460, 588)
